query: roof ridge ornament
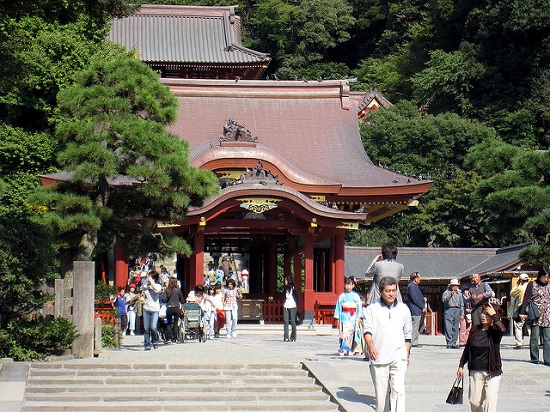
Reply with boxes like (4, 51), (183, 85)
(237, 160), (282, 186)
(219, 119), (258, 144)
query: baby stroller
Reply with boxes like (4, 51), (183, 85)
(181, 302), (205, 342)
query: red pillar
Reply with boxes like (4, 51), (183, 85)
(114, 236), (128, 288)
(293, 245), (303, 311)
(267, 239), (278, 296)
(303, 232), (315, 312)
(189, 229), (204, 289)
(334, 232), (345, 297)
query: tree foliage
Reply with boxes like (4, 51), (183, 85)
(465, 139), (550, 261)
(30, 46), (220, 264)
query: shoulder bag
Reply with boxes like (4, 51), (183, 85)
(445, 376), (463, 405)
(527, 299), (540, 322)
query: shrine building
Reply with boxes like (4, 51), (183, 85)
(113, 75), (431, 319)
(46, 5), (433, 321)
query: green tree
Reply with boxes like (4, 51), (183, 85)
(249, 0), (355, 78)
(30, 46), (220, 265)
(465, 139), (550, 261)
(360, 100), (496, 177)
(412, 169), (487, 247)
(0, 1), (136, 131)
(0, 218), (58, 327)
(411, 48), (486, 116)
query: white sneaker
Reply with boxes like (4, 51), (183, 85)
(226, 334), (231, 339)
(130, 331), (135, 336)
(232, 332), (237, 338)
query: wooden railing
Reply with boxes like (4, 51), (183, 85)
(240, 298), (338, 327)
(263, 298), (284, 323)
(314, 302), (338, 328)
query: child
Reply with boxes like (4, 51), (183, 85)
(112, 287), (128, 336)
(333, 276), (362, 356)
(212, 283), (225, 338)
(357, 294), (368, 358)
(202, 286), (217, 340)
(223, 279), (242, 338)
(125, 283), (139, 335)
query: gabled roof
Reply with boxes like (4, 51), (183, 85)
(165, 78), (431, 209)
(358, 87), (392, 119)
(453, 243), (527, 278)
(108, 5), (270, 66)
(346, 244), (529, 281)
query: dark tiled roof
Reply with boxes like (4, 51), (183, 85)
(108, 5), (270, 65)
(346, 245), (528, 281)
(453, 243), (527, 278)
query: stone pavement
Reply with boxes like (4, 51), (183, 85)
(2, 326), (550, 411)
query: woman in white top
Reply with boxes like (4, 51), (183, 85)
(283, 276), (299, 342)
(142, 271), (162, 350)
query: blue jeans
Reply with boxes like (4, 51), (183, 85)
(529, 325), (550, 363)
(143, 309), (159, 348)
(225, 307), (238, 336)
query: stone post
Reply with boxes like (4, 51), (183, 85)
(94, 317), (102, 357)
(72, 261), (95, 358)
(54, 279), (64, 318)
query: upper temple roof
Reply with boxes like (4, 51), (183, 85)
(108, 5), (270, 69)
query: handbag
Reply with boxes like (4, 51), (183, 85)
(159, 305), (167, 319)
(526, 300), (540, 322)
(445, 376), (463, 405)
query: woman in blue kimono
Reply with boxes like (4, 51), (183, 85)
(334, 276), (362, 356)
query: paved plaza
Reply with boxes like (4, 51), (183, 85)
(1, 327), (549, 411)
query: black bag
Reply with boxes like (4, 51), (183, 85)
(526, 300), (540, 322)
(446, 376), (463, 405)
(295, 312), (302, 325)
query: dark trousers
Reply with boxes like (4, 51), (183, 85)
(165, 306), (181, 342)
(283, 307), (297, 341)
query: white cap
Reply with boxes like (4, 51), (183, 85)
(449, 278), (460, 286)
(519, 273), (529, 281)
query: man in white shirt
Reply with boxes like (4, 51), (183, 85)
(364, 276), (412, 412)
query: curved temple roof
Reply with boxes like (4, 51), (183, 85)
(165, 78), (431, 200)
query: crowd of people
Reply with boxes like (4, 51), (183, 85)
(108, 249), (550, 412)
(331, 242), (550, 412)
(110, 256), (247, 350)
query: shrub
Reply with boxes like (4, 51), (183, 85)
(101, 324), (123, 348)
(95, 281), (116, 303)
(2, 316), (78, 360)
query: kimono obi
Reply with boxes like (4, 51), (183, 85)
(342, 302), (357, 316)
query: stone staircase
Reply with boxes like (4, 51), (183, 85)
(22, 363), (340, 411)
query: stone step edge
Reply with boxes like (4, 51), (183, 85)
(28, 363), (302, 370)
(24, 392), (330, 400)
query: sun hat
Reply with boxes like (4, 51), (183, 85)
(449, 278), (460, 286)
